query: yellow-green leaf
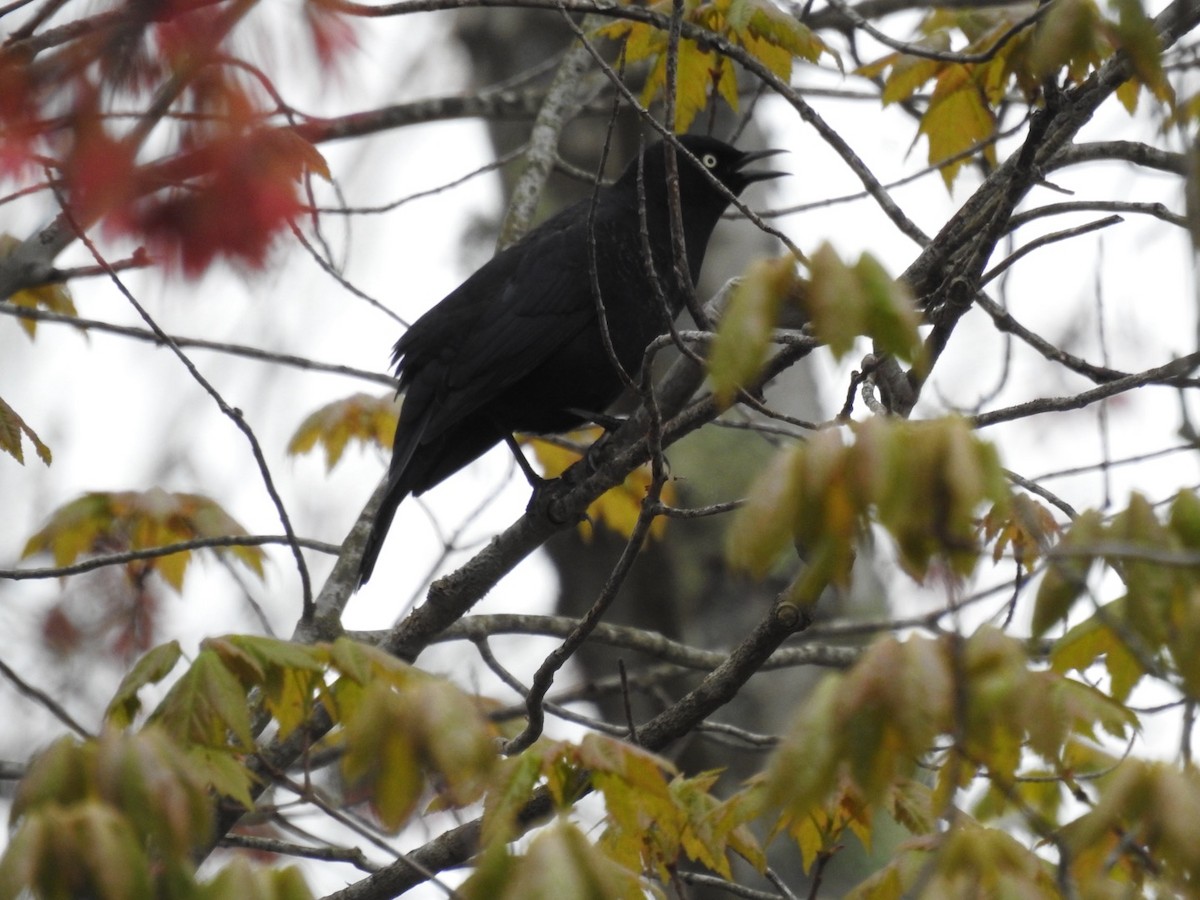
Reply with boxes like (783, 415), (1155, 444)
(1110, 0), (1169, 100)
(806, 242), (863, 358)
(503, 820), (646, 900)
(1050, 608), (1145, 702)
(198, 858), (314, 900)
(919, 64), (997, 187)
(0, 393), (51, 466)
(853, 253), (923, 365)
(726, 441), (806, 577)
(482, 752), (545, 848)
(341, 680), (423, 831)
(21, 488), (264, 591)
(288, 391), (399, 471)
(151, 648), (255, 749)
(1028, 0), (1107, 81)
(104, 641), (184, 729)
(1, 234), (81, 340)
(185, 745), (256, 810)
(1031, 509), (1104, 636)
(708, 256), (798, 407)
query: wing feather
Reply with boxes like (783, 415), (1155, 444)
(394, 204), (603, 442)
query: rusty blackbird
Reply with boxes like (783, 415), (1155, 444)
(357, 135), (785, 586)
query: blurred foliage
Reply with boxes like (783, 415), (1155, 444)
(22, 489), (265, 592)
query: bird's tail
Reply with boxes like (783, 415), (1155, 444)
(356, 482), (407, 587)
(355, 400), (432, 589)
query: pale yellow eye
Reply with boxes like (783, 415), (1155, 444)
(702, 153), (718, 168)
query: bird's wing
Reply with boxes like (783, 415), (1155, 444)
(395, 212), (599, 441)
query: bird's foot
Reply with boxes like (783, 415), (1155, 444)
(525, 473), (578, 525)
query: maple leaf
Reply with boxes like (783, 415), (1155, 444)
(22, 488), (265, 592)
(137, 128), (327, 275)
(600, 0), (833, 134)
(1, 234), (82, 340)
(0, 393), (52, 466)
(288, 392), (399, 471)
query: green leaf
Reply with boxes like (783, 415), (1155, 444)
(887, 780), (937, 835)
(763, 675), (844, 816)
(726, 443), (805, 577)
(866, 417), (1010, 581)
(1028, 0), (1107, 81)
(504, 820), (646, 900)
(71, 804), (155, 900)
(1170, 489), (1200, 547)
(1031, 510), (1104, 636)
(853, 253), (923, 365)
(92, 728), (215, 856)
(0, 810), (47, 900)
(208, 636), (328, 739)
(708, 256), (798, 407)
(185, 745), (256, 810)
(482, 751), (545, 848)
(11, 736), (93, 819)
(1050, 608), (1145, 701)
(806, 242), (863, 358)
(198, 858), (314, 900)
(412, 678), (499, 807)
(151, 648), (254, 748)
(105, 641), (184, 729)
(804, 243), (922, 360)
(341, 680), (424, 831)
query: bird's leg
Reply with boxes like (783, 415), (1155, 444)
(567, 408), (626, 432)
(503, 433), (549, 490)
(505, 434), (578, 525)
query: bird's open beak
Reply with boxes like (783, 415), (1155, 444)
(737, 148), (788, 184)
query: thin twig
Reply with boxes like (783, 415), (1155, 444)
(981, 215), (1124, 285)
(0, 303), (395, 386)
(0, 655), (91, 738)
(972, 353), (1200, 429)
(3, 534), (339, 581)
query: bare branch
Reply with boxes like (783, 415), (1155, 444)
(2, 534), (339, 582)
(0, 304), (396, 387)
(0, 655), (91, 738)
(972, 354), (1200, 429)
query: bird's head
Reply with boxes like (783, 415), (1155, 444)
(678, 135), (788, 196)
(620, 135), (788, 205)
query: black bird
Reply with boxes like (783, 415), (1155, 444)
(357, 135), (785, 586)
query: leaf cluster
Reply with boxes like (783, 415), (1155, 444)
(599, 0), (834, 132)
(22, 488), (265, 591)
(728, 417), (1010, 600)
(1037, 491), (1200, 702)
(857, 0), (1171, 186)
